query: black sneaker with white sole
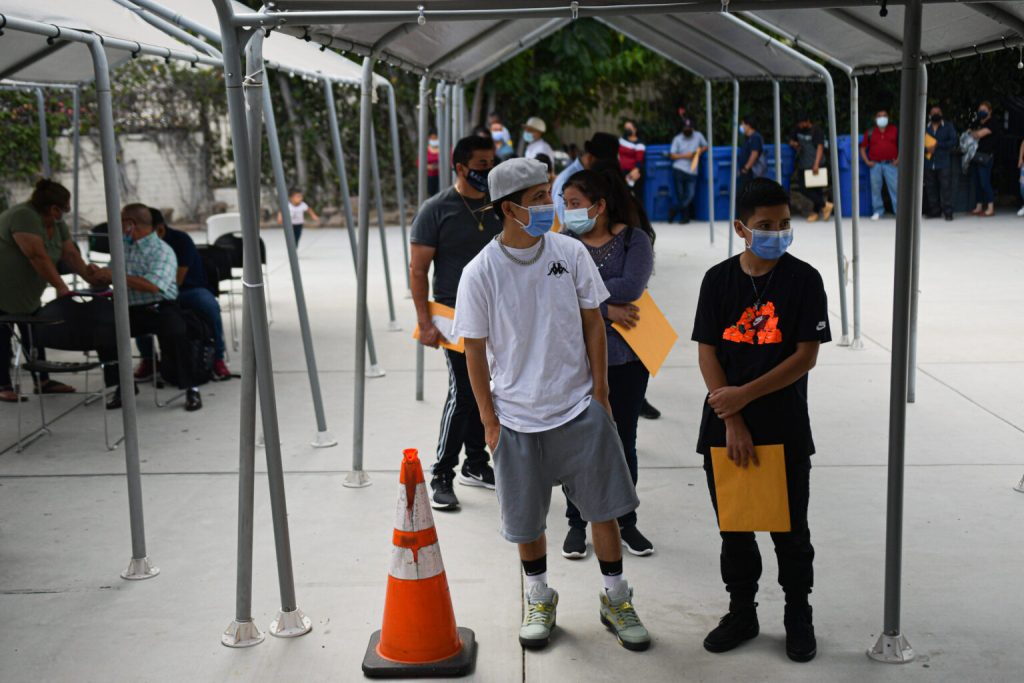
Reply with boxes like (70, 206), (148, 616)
(620, 525), (654, 556)
(430, 472), (460, 510)
(561, 526), (588, 559)
(458, 461), (495, 489)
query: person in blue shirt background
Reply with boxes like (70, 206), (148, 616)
(737, 115), (767, 198)
(924, 105), (958, 221)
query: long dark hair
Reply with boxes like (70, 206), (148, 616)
(29, 178), (70, 214)
(562, 166), (656, 247)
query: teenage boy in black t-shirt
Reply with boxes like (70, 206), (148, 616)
(691, 178), (831, 663)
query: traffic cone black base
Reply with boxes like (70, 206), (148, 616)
(362, 626), (477, 678)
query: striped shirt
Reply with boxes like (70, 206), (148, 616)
(618, 137), (646, 172)
(126, 231), (178, 306)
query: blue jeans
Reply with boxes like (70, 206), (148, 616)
(869, 161), (899, 215)
(671, 169), (698, 220)
(138, 287), (225, 361)
(972, 159), (994, 205)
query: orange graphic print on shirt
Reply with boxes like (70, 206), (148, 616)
(722, 301), (782, 345)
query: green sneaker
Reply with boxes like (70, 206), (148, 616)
(520, 583), (558, 649)
(600, 581), (651, 651)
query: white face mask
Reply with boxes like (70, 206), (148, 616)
(876, 116), (889, 128)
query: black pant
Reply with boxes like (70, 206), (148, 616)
(704, 452), (814, 606)
(566, 360), (650, 530)
(0, 307), (49, 388)
(432, 348), (488, 478)
(98, 303), (192, 390)
(923, 165), (953, 217)
(292, 223), (303, 245)
(793, 169), (827, 213)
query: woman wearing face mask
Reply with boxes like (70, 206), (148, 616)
(0, 179), (101, 401)
(619, 119), (646, 201)
(559, 168), (657, 559)
(969, 101), (996, 217)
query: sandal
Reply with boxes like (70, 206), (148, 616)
(34, 380), (76, 394)
(1, 387), (27, 403)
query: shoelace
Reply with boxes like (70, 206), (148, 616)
(525, 601), (553, 625)
(608, 600), (642, 628)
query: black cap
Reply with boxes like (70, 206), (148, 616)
(584, 132), (620, 161)
(682, 118), (694, 130)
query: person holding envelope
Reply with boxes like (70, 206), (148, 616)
(558, 168), (656, 560)
(691, 177), (831, 663)
(454, 158), (650, 652)
(410, 135), (503, 510)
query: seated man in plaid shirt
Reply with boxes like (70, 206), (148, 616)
(92, 203), (204, 412)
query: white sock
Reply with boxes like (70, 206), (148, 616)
(602, 573), (626, 592)
(525, 572), (548, 590)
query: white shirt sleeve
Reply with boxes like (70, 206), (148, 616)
(572, 240), (610, 309)
(452, 260), (490, 339)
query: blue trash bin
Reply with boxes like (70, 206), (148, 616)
(836, 133), (874, 218)
(760, 143), (796, 190)
(642, 144), (673, 222)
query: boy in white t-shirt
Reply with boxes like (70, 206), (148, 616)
(453, 158), (651, 652)
(277, 188), (319, 246)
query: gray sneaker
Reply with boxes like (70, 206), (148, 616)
(599, 581), (651, 651)
(520, 583), (558, 649)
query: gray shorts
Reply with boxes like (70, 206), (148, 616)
(492, 400), (639, 543)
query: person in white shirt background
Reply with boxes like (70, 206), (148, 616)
(522, 116), (555, 161)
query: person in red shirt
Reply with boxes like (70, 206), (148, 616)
(619, 119), (646, 202)
(426, 131), (440, 196)
(859, 108), (899, 220)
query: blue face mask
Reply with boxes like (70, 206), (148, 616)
(512, 202), (555, 237)
(742, 224), (793, 260)
(523, 131), (536, 143)
(564, 206), (598, 235)
(739, 124), (747, 135)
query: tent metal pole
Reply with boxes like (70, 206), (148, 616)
(344, 54), (377, 489)
(436, 81), (449, 190)
(385, 83), (411, 292)
(238, 27), (311, 637)
(728, 79), (739, 257)
(323, 79), (383, 376)
(36, 88), (50, 177)
(262, 78), (335, 447)
(867, 0), (922, 665)
(369, 124), (400, 330)
(445, 84), (455, 187)
(772, 80), (782, 182)
(705, 79), (715, 245)
(851, 75), (864, 349)
(907, 64), (927, 404)
(72, 86), (81, 238)
(721, 12), (850, 345)
(85, 36), (157, 582)
(415, 75), (429, 402)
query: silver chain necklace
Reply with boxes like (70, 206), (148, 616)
(496, 234), (545, 266)
(743, 256), (776, 310)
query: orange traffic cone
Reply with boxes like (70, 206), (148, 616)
(362, 449), (477, 678)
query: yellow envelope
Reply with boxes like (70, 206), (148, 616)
(690, 148), (703, 174)
(610, 291), (678, 377)
(924, 132), (936, 160)
(412, 302), (465, 353)
(710, 444), (790, 532)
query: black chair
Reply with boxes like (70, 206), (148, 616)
(212, 233), (273, 352)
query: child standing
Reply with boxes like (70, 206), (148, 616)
(691, 178), (830, 663)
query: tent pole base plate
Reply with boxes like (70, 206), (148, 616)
(367, 364), (386, 379)
(222, 619), (265, 648)
(867, 632), (915, 664)
(312, 430), (338, 448)
(344, 470), (373, 488)
(387, 320), (403, 332)
(837, 334), (851, 347)
(1013, 474), (1024, 493)
(851, 337), (865, 350)
(121, 556), (160, 581)
(269, 608), (312, 638)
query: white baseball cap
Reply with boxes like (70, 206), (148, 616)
(524, 116), (547, 133)
(488, 158), (550, 201)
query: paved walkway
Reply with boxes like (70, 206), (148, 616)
(1, 213), (1022, 681)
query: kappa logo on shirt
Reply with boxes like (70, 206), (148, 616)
(547, 260), (569, 278)
(722, 302), (782, 345)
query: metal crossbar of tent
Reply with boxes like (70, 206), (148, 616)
(210, 0), (1023, 661)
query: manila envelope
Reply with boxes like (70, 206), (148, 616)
(412, 302), (465, 353)
(610, 290), (678, 377)
(690, 147), (704, 174)
(710, 444), (791, 532)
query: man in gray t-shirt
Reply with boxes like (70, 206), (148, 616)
(410, 135), (502, 510)
(668, 119), (708, 224)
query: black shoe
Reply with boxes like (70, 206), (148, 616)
(458, 460), (495, 489)
(639, 399), (661, 420)
(620, 525), (654, 556)
(703, 603), (759, 653)
(430, 472), (460, 510)
(680, 215), (690, 224)
(784, 604), (817, 662)
(561, 526), (589, 559)
(105, 384), (139, 410)
(944, 213), (954, 221)
(185, 388), (202, 412)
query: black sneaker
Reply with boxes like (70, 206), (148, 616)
(784, 604), (817, 662)
(639, 399), (661, 420)
(458, 460), (495, 489)
(620, 525), (654, 556)
(185, 388), (203, 412)
(105, 383), (140, 410)
(561, 527), (588, 559)
(430, 473), (460, 511)
(703, 603), (759, 653)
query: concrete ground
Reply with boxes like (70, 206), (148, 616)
(1, 212), (1022, 682)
